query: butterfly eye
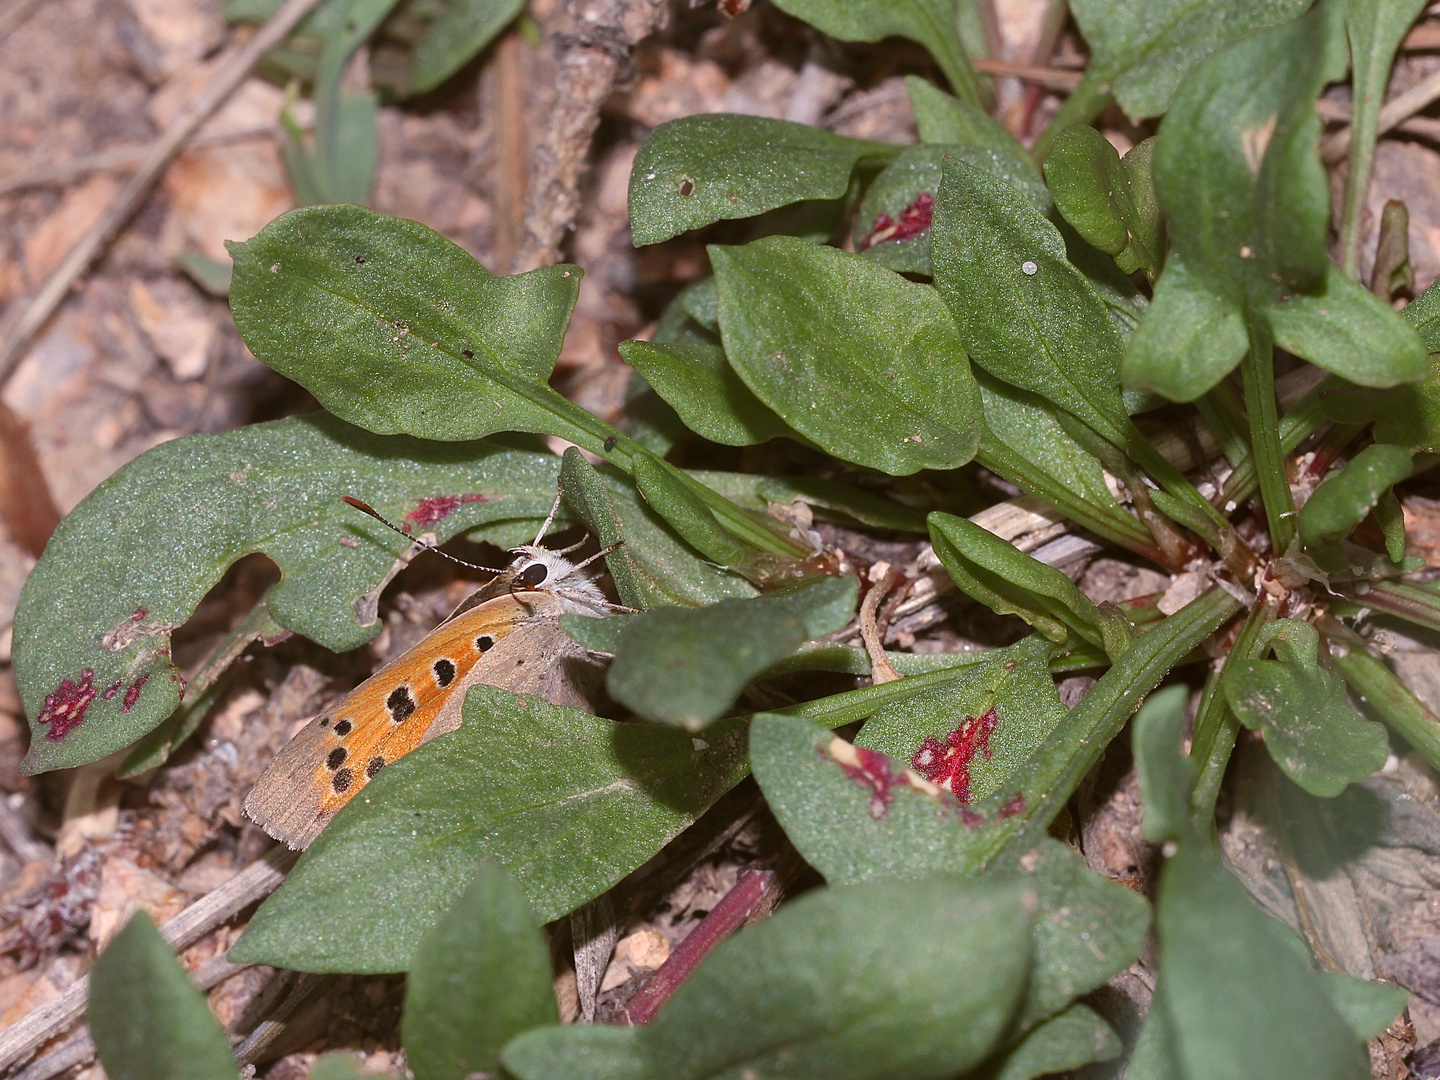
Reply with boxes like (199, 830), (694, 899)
(519, 562), (549, 587)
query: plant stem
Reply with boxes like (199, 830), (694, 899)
(1221, 385), (1327, 506)
(1190, 599), (1274, 831)
(620, 868), (775, 1024)
(1001, 585), (1242, 858)
(1239, 317), (1296, 553)
(1326, 623), (1440, 770)
(1347, 579), (1440, 635)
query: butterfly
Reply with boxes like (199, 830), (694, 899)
(244, 494), (619, 850)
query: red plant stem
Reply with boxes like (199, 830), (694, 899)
(620, 868), (776, 1025)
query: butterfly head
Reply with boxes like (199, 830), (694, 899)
(505, 544), (610, 616)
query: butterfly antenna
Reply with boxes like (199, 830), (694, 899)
(342, 496), (503, 574)
(532, 490), (565, 546)
(571, 539), (625, 573)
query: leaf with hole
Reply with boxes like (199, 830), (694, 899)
(628, 116), (896, 246)
(403, 861), (557, 1080)
(606, 576), (857, 730)
(711, 236), (984, 476)
(14, 413), (575, 774)
(90, 913), (238, 1080)
(504, 877), (1035, 1080)
(230, 685), (749, 972)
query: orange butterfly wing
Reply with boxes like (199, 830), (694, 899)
(245, 590), (551, 848)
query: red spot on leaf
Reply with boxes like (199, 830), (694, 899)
(121, 675), (148, 712)
(169, 672), (187, 701)
(130, 606), (148, 622)
(860, 191), (934, 250)
(402, 493), (490, 533)
(261, 630), (294, 647)
(911, 707), (998, 804)
(998, 792), (1026, 818)
(38, 669), (97, 741)
(102, 681), (121, 701)
(832, 745), (901, 819)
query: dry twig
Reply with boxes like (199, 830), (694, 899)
(512, 0), (671, 272)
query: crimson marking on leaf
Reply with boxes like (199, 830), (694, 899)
(102, 681), (121, 701)
(170, 671), (187, 702)
(401, 493), (491, 533)
(129, 606), (148, 622)
(38, 669), (97, 741)
(826, 737), (902, 818)
(997, 792), (1026, 819)
(261, 630), (294, 647)
(911, 707), (999, 803)
(121, 675), (149, 713)
(860, 192), (935, 250)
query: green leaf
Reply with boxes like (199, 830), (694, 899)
(1044, 125), (1158, 276)
(857, 635), (1066, 806)
(409, 0), (524, 93)
(1156, 842), (1370, 1079)
(1320, 971), (1410, 1041)
(1297, 442), (1414, 551)
(750, 713), (1148, 1029)
(1319, 354), (1440, 455)
(228, 204), (586, 442)
(976, 373), (1139, 542)
(1222, 620), (1389, 797)
(931, 158), (1131, 449)
(403, 861), (557, 1080)
(557, 451), (756, 610)
(905, 76), (1031, 161)
(501, 1027), (647, 1080)
(90, 913), (238, 1080)
(14, 414), (575, 773)
(769, 0), (985, 108)
(629, 455), (755, 567)
(1404, 278), (1440, 350)
(1266, 264), (1429, 388)
(618, 340), (789, 447)
(993, 1004), (1121, 1080)
(711, 236), (984, 476)
(855, 144), (1050, 275)
(1133, 686), (1372, 1080)
(230, 686), (749, 972)
(1065, 0), (1311, 121)
(1120, 251), (1248, 402)
(628, 116), (895, 246)
(928, 511), (1107, 649)
(504, 878), (1036, 1080)
(606, 577), (857, 730)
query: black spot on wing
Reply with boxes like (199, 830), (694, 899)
(387, 685), (416, 723)
(332, 767), (353, 793)
(334, 718), (353, 737)
(433, 658), (456, 687)
(327, 746), (347, 770)
(367, 756), (385, 778)
(476, 635), (494, 653)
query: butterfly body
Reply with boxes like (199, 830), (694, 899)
(245, 545), (609, 850)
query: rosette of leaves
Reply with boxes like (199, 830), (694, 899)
(16, 0), (1440, 1076)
